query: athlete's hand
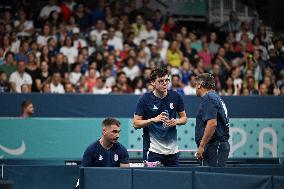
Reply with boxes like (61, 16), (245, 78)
(196, 146), (204, 161)
(165, 118), (177, 127)
(152, 113), (169, 123)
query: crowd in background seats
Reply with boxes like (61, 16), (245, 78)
(0, 0), (284, 96)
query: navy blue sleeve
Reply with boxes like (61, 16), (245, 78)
(176, 93), (185, 112)
(82, 146), (93, 167)
(119, 145), (129, 164)
(135, 95), (146, 116)
(203, 99), (218, 121)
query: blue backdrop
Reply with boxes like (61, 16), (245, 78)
(0, 94), (283, 118)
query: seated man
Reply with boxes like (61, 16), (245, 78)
(82, 118), (129, 167)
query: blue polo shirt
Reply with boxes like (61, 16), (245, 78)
(195, 91), (230, 146)
(135, 90), (185, 156)
(82, 140), (129, 167)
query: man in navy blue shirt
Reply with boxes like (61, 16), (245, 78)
(195, 73), (230, 167)
(82, 118), (129, 167)
(133, 68), (187, 167)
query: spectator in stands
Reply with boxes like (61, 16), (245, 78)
(64, 82), (74, 93)
(153, 9), (164, 30)
(170, 74), (184, 95)
(138, 19), (157, 45)
(90, 19), (108, 46)
(0, 71), (10, 93)
(50, 53), (69, 79)
(258, 83), (268, 96)
(133, 76), (147, 95)
(222, 76), (235, 96)
(15, 40), (29, 64)
(50, 72), (65, 93)
(60, 0), (76, 22)
(184, 74), (196, 95)
(279, 84), (284, 96)
(93, 76), (111, 94)
(14, 8), (34, 36)
(9, 60), (32, 93)
(0, 52), (16, 77)
(25, 52), (40, 92)
(166, 40), (183, 68)
(208, 32), (220, 56)
(60, 35), (78, 65)
(131, 14), (145, 37)
(20, 100), (34, 118)
(82, 117), (129, 167)
(39, 0), (61, 22)
(37, 24), (53, 48)
(181, 38), (198, 65)
(107, 26), (123, 51)
(122, 57), (141, 81)
(74, 3), (90, 32)
(222, 11), (241, 33)
(116, 71), (133, 93)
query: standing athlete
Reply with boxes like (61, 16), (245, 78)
(195, 73), (230, 167)
(133, 68), (187, 167)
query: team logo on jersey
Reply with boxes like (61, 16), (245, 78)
(153, 105), (158, 110)
(99, 155), (103, 161)
(170, 103), (174, 109)
(114, 154), (119, 161)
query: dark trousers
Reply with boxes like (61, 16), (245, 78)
(201, 141), (230, 167)
(147, 151), (180, 167)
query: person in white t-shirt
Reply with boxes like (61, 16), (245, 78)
(184, 75), (197, 95)
(39, 0), (61, 21)
(60, 35), (78, 64)
(89, 20), (107, 46)
(122, 56), (141, 81)
(9, 61), (32, 93)
(50, 72), (65, 93)
(138, 19), (158, 45)
(69, 63), (82, 85)
(93, 76), (111, 94)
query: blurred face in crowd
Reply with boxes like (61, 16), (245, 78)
(17, 61), (26, 74)
(42, 83), (51, 93)
(40, 61), (49, 72)
(171, 75), (180, 88)
(52, 73), (61, 85)
(65, 83), (74, 93)
(136, 15), (144, 25)
(146, 20), (153, 31)
(0, 72), (7, 82)
(259, 83), (268, 96)
(55, 54), (64, 65)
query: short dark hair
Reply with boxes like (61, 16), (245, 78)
(150, 68), (168, 82)
(21, 100), (33, 112)
(102, 118), (121, 127)
(196, 73), (215, 89)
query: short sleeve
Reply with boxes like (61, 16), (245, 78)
(176, 93), (185, 112)
(134, 95), (146, 116)
(203, 99), (218, 121)
(119, 145), (129, 164)
(82, 147), (93, 167)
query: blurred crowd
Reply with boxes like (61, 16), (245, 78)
(0, 0), (284, 96)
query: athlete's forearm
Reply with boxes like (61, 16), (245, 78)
(133, 118), (155, 129)
(199, 119), (217, 148)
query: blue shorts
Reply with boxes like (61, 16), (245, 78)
(147, 151), (179, 167)
(201, 141), (230, 167)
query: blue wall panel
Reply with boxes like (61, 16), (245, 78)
(0, 94), (283, 118)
